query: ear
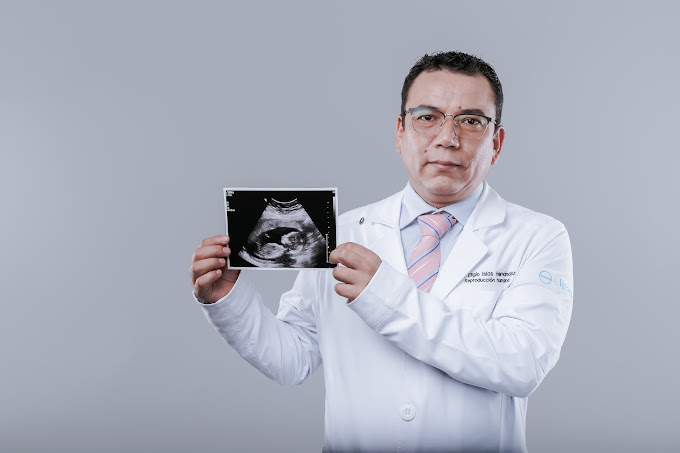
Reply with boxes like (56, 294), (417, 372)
(490, 125), (505, 165)
(395, 114), (405, 155)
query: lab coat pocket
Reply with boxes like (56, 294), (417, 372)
(445, 289), (500, 320)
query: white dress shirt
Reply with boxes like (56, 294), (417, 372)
(399, 182), (483, 264)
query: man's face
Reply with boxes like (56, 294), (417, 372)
(396, 70), (505, 207)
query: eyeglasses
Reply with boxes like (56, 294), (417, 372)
(405, 107), (497, 140)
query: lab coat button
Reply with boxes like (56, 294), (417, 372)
(400, 403), (416, 421)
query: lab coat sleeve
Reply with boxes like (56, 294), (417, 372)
(197, 270), (322, 387)
(347, 220), (573, 398)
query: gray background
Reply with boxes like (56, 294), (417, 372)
(1, 1), (678, 452)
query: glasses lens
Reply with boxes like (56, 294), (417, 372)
(409, 107), (444, 135)
(454, 114), (489, 139)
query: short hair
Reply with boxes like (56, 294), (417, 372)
(400, 51), (503, 129)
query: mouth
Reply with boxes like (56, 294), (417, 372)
(428, 160), (461, 170)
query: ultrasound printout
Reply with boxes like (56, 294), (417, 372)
(224, 188), (337, 269)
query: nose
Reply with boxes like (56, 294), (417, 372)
(434, 115), (460, 148)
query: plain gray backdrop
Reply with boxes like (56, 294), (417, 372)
(1, 1), (678, 452)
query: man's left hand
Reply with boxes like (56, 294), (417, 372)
(329, 242), (382, 303)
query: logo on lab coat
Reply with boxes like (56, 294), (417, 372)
(539, 270), (572, 299)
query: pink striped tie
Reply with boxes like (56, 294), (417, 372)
(407, 212), (456, 293)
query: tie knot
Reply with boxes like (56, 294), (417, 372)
(417, 212), (456, 239)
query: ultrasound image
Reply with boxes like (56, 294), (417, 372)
(225, 189), (337, 269)
(239, 197), (326, 267)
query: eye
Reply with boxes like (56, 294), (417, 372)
(411, 108), (442, 122)
(462, 117), (481, 125)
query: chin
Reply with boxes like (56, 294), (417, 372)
(425, 177), (463, 195)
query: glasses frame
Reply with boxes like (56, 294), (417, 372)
(405, 107), (498, 140)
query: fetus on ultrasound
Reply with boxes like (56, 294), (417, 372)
(238, 198), (327, 268)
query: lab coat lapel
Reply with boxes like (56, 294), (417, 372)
(365, 191), (408, 274)
(431, 182), (507, 299)
(370, 227), (407, 274)
(431, 227), (487, 298)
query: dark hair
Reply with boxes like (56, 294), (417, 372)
(400, 51), (503, 129)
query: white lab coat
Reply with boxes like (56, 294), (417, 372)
(200, 181), (573, 453)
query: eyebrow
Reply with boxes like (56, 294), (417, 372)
(457, 108), (490, 117)
(415, 105), (490, 118)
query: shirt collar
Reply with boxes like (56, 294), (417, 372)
(399, 181), (484, 230)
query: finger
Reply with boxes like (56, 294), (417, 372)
(200, 235), (230, 248)
(194, 268), (223, 298)
(193, 244), (232, 261)
(189, 257), (226, 283)
(329, 243), (358, 266)
(330, 245), (368, 270)
(217, 267), (240, 285)
(331, 243), (382, 275)
(334, 283), (360, 302)
(332, 265), (362, 285)
(328, 243), (347, 264)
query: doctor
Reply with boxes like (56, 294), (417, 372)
(189, 51), (573, 452)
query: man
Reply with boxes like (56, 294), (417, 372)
(189, 52), (573, 452)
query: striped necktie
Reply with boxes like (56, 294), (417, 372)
(407, 212), (457, 293)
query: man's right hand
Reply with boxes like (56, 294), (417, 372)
(189, 235), (241, 304)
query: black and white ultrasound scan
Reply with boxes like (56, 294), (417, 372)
(224, 188), (338, 269)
